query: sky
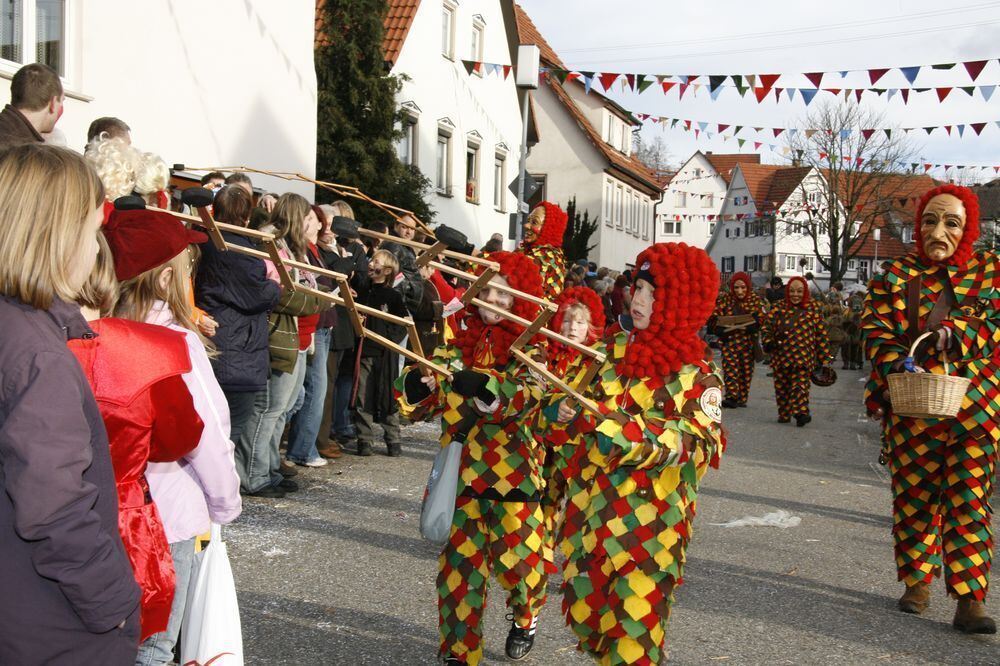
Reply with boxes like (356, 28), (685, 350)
(516, 0), (1000, 180)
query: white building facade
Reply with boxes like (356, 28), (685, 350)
(388, 0), (524, 248)
(0, 0), (318, 198)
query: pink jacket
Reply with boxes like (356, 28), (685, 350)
(145, 302), (242, 542)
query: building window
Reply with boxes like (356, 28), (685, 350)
(802, 255), (815, 272)
(674, 191), (686, 207)
(722, 256), (735, 273)
(492, 152), (506, 211)
(2, 0), (66, 75)
(807, 190), (820, 204)
(615, 185), (623, 229)
(858, 259), (871, 281)
(735, 227), (741, 238)
(603, 180), (612, 226)
(397, 115), (418, 166)
(694, 168), (703, 178)
(436, 130), (451, 195)
(901, 226), (913, 244)
(783, 254), (797, 271)
(465, 141), (480, 204)
(441, 2), (456, 59)
(847, 259), (858, 270)
(641, 200), (649, 240)
(471, 16), (484, 69)
(663, 219), (681, 236)
(701, 192), (713, 208)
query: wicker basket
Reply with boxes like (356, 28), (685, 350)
(887, 332), (970, 419)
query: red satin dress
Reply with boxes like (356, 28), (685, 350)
(69, 318), (204, 639)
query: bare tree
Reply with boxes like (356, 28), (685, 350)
(632, 134), (675, 176)
(784, 101), (918, 284)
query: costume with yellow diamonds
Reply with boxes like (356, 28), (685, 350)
(862, 185), (996, 628)
(558, 243), (725, 665)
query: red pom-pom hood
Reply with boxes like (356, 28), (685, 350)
(529, 201), (568, 247)
(549, 286), (606, 346)
(620, 243), (719, 378)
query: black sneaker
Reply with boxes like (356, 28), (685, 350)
(248, 486), (286, 499)
(505, 616), (536, 661)
(795, 413), (812, 428)
(277, 478), (299, 492)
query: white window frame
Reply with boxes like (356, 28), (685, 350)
(1, 1), (84, 97)
(641, 199), (649, 240)
(470, 15), (485, 72)
(441, 1), (457, 60)
(397, 105), (419, 167)
(465, 135), (481, 204)
(493, 146), (507, 212)
(615, 184), (623, 229)
(701, 192), (713, 208)
(901, 226), (913, 244)
(435, 119), (454, 196)
(783, 254), (797, 271)
(603, 179), (612, 226)
(722, 256), (735, 273)
(674, 190), (686, 208)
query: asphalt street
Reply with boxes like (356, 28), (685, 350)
(226, 364), (999, 665)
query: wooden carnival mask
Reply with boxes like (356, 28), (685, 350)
(920, 194), (965, 263)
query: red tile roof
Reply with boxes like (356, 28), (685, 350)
(704, 153), (761, 185)
(513, 4), (665, 195)
(734, 164), (812, 209)
(513, 3), (565, 69)
(383, 0), (421, 65)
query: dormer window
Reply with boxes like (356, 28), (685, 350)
(471, 14), (485, 71)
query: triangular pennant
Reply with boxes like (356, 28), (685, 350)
(883, 129), (892, 140)
(732, 75), (746, 97)
(598, 72), (619, 92)
(839, 70), (849, 78)
(856, 157), (864, 167)
(819, 152), (828, 160)
(503, 65), (512, 79)
(887, 88), (898, 102)
(786, 88), (797, 102)
(710, 85), (724, 101)
(582, 72), (595, 94)
(678, 82), (690, 100)
(971, 122), (987, 136)
(745, 74), (756, 88)
(854, 89), (864, 103)
(861, 129), (875, 140)
(805, 129), (817, 138)
(872, 88), (886, 96)
(774, 87), (783, 101)
(753, 87), (769, 103)
(684, 119), (692, 130)
(565, 71), (581, 83)
(868, 68), (890, 85)
(901, 88), (910, 104)
(737, 138), (746, 148)
(804, 72), (823, 87)
(840, 129), (851, 140)
(911, 162), (919, 171)
(773, 128), (785, 138)
(945, 125), (953, 135)
(661, 80), (677, 94)
(670, 118), (679, 128)
(924, 126), (935, 135)
(961, 86), (976, 97)
(758, 74), (780, 89)
(800, 88), (819, 106)
(936, 87), (952, 102)
(676, 75), (689, 84)
(709, 75), (727, 92)
(754, 141), (762, 150)
(957, 124), (965, 137)
(636, 75), (654, 94)
(823, 88), (841, 95)
(694, 129), (700, 139)
(981, 85), (997, 102)
(625, 74), (635, 90)
(932, 63), (955, 70)
(944, 164), (952, 170)
(462, 60), (476, 76)
(900, 66), (921, 84)
(924, 163), (932, 172)
(717, 124), (730, 133)
(734, 125), (743, 135)
(964, 60), (989, 81)
(698, 121), (709, 132)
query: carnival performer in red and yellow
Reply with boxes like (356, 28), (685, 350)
(519, 201), (568, 300)
(556, 243), (725, 665)
(536, 287), (606, 554)
(863, 184), (996, 634)
(395, 252), (552, 665)
(761, 276), (831, 427)
(709, 271), (765, 408)
(68, 212), (206, 639)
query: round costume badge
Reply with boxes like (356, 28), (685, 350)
(700, 386), (723, 422)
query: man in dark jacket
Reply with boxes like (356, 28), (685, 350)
(195, 227), (281, 445)
(0, 296), (141, 664)
(380, 214), (425, 313)
(0, 63), (64, 151)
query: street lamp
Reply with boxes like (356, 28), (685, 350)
(513, 44), (540, 243)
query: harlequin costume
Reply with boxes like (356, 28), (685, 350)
(519, 201), (568, 300)
(395, 251), (553, 664)
(535, 287), (606, 557)
(761, 276), (831, 425)
(708, 272), (764, 407)
(68, 320), (204, 640)
(559, 243), (726, 665)
(862, 184), (997, 632)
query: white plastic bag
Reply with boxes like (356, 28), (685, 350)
(420, 440), (462, 544)
(181, 523), (244, 665)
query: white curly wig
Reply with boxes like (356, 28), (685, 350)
(85, 137), (139, 200)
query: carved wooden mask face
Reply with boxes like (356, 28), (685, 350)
(920, 194), (965, 262)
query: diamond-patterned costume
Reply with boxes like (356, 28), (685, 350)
(559, 331), (725, 665)
(708, 274), (764, 405)
(863, 251), (998, 600)
(521, 243), (566, 301)
(396, 342), (550, 665)
(761, 286), (830, 420)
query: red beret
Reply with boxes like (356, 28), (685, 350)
(104, 208), (208, 281)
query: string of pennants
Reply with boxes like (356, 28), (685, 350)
(633, 115), (1000, 139)
(461, 57), (1000, 104)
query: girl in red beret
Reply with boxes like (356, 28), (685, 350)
(555, 243), (726, 665)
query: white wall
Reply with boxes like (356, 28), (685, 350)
(391, 0), (523, 249)
(0, 0), (318, 199)
(656, 151), (726, 247)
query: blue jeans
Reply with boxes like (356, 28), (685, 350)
(333, 371), (356, 439)
(135, 538), (198, 666)
(238, 351), (307, 492)
(286, 328), (330, 464)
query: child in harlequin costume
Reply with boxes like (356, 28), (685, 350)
(862, 184), (997, 634)
(395, 251), (553, 665)
(557, 243), (726, 666)
(708, 272), (765, 408)
(536, 287), (606, 555)
(68, 212), (207, 640)
(519, 201), (568, 300)
(760, 276), (831, 427)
